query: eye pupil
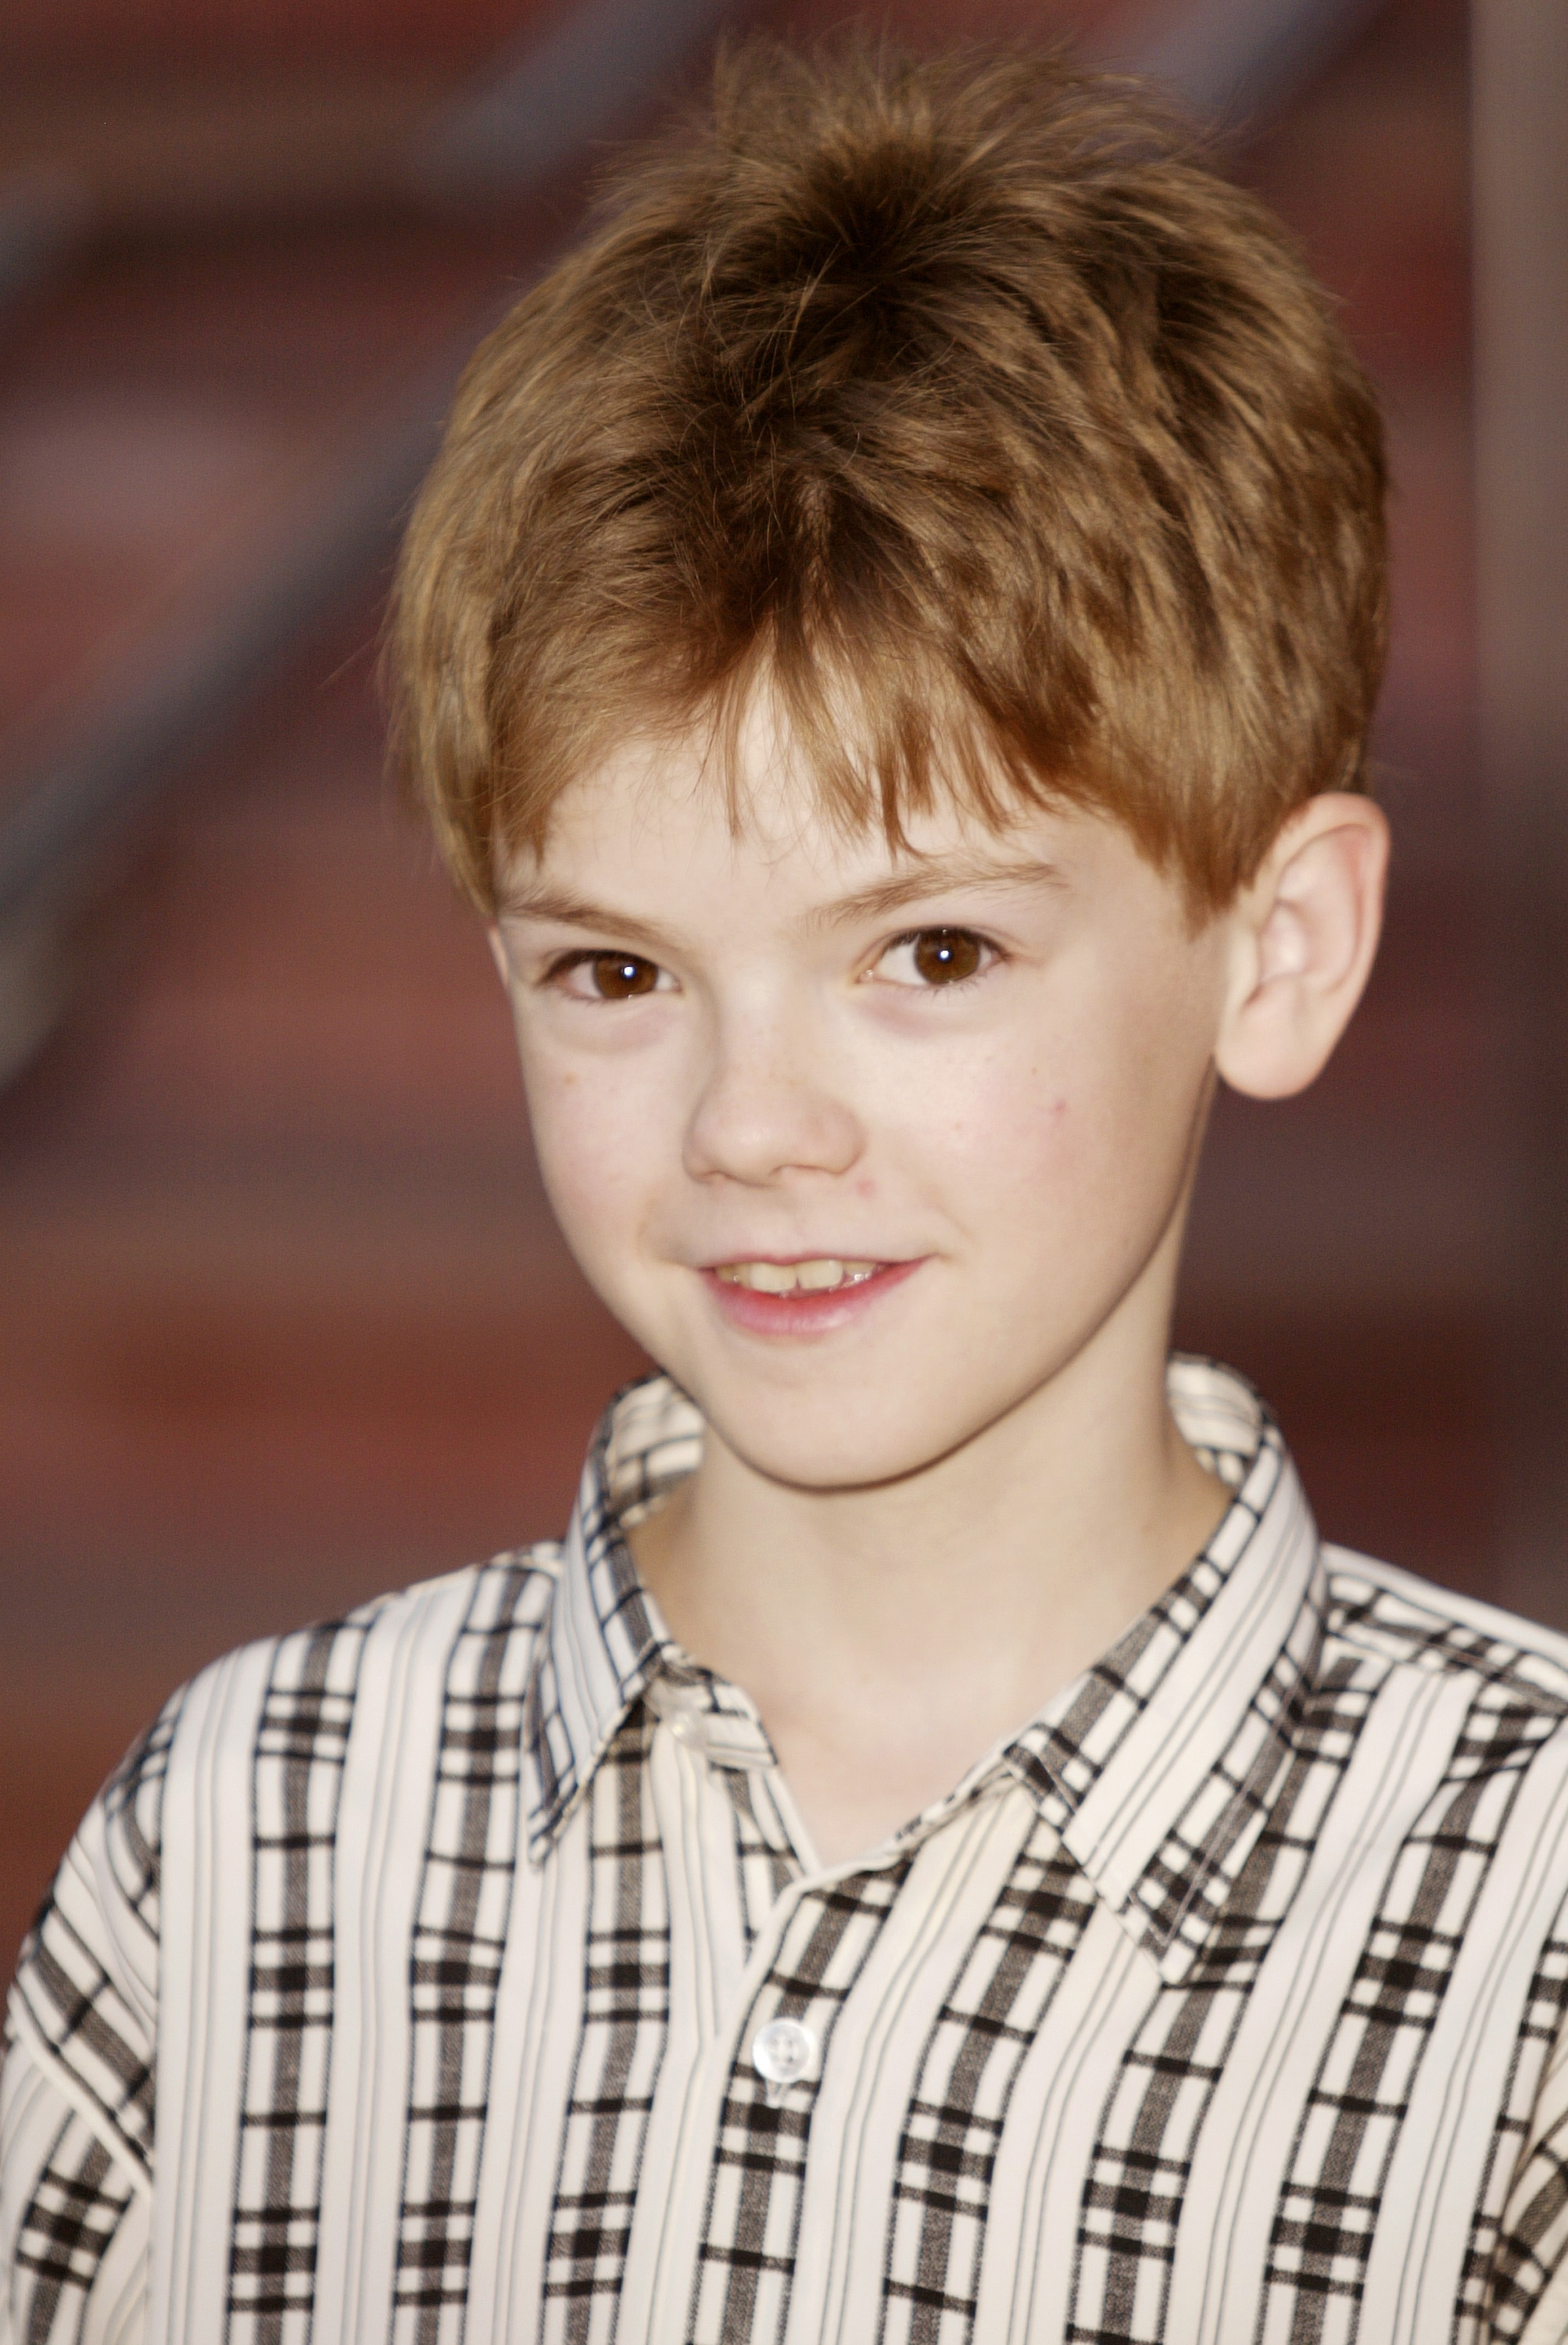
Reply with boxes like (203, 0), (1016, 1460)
(913, 929), (982, 985)
(592, 954), (657, 998)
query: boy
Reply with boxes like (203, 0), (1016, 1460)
(5, 38), (1567, 2345)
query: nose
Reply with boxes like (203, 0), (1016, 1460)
(682, 1013), (864, 1187)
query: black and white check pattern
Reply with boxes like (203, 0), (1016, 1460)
(10, 2107), (138, 2345)
(9, 1361), (1568, 2344)
(228, 1615), (374, 2345)
(1470, 1922), (1568, 2336)
(689, 1863), (911, 2345)
(9, 1702), (174, 2194)
(539, 1710), (670, 2343)
(1263, 1681), (1552, 2335)
(882, 1821), (1100, 2345)
(394, 1559), (553, 2345)
(2, 1695), (178, 2339)
(725, 1768), (800, 1953)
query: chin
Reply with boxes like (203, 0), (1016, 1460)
(701, 1387), (994, 1495)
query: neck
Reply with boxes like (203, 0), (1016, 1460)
(630, 1262), (1230, 1866)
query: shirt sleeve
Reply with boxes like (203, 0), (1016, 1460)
(0, 2048), (149, 2345)
(1502, 1982), (1568, 2343)
(2, 1701), (177, 2345)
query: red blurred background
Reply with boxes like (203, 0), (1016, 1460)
(0, 0), (1513, 1979)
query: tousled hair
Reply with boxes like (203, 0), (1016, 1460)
(391, 38), (1387, 914)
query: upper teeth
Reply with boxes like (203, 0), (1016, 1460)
(718, 1258), (878, 1294)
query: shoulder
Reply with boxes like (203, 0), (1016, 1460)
(7, 1545), (561, 2203)
(1319, 1544), (1568, 1795)
(15, 1545), (564, 1989)
(157, 1542), (564, 1806)
(1322, 1545), (1568, 1707)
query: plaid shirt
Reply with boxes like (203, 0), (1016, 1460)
(7, 1358), (1568, 2345)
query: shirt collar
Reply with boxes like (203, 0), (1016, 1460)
(1000, 1357), (1325, 1974)
(523, 1359), (1326, 1963)
(524, 1376), (703, 1858)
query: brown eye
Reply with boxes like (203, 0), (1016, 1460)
(590, 953), (660, 999)
(911, 929), (984, 985)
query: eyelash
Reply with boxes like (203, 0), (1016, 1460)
(544, 949), (668, 1001)
(875, 928), (1001, 990)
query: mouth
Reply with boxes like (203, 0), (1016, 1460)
(713, 1257), (880, 1297)
(700, 1253), (922, 1334)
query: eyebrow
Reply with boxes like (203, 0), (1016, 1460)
(810, 855), (1068, 929)
(496, 854), (1065, 945)
(493, 884), (674, 953)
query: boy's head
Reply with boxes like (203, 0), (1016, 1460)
(392, 37), (1387, 921)
(391, 41), (1390, 1496)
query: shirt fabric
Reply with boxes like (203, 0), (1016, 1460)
(7, 1357), (1568, 2345)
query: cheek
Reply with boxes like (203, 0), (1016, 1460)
(520, 1047), (660, 1240)
(883, 1036), (1080, 1202)
(903, 1005), (1193, 1225)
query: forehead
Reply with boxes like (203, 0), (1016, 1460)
(497, 701), (1125, 915)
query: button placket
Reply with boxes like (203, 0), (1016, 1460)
(646, 1674), (777, 1774)
(644, 1677), (711, 1748)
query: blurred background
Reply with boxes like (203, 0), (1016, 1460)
(1, 0), (1562, 1980)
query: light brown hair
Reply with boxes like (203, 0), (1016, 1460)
(391, 38), (1387, 914)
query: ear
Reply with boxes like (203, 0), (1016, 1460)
(1214, 793), (1389, 1101)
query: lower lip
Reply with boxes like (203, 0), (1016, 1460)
(700, 1259), (922, 1337)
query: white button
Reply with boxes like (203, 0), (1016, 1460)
(668, 1712), (710, 1751)
(751, 2017), (817, 2103)
(644, 1677), (705, 1716)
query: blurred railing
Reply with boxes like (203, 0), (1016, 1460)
(0, 0), (1391, 1089)
(0, 171), (90, 308)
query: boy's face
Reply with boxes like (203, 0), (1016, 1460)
(491, 711), (1232, 1494)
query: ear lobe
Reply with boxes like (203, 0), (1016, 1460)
(1215, 793), (1389, 1102)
